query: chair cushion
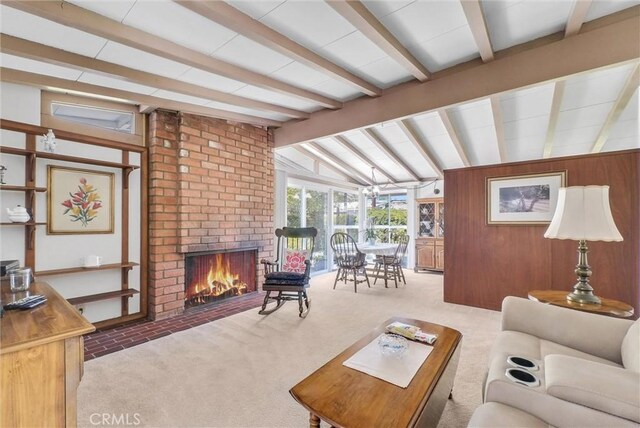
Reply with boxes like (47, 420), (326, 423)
(265, 271), (306, 281)
(621, 318), (640, 372)
(283, 249), (308, 273)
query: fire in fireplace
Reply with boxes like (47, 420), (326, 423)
(184, 250), (257, 309)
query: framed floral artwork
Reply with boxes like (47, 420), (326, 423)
(486, 171), (567, 225)
(47, 165), (115, 234)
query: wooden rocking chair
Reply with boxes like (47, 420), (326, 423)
(259, 227), (317, 318)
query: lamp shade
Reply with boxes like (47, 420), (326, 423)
(544, 186), (623, 242)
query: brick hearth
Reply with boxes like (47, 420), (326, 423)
(148, 111), (274, 320)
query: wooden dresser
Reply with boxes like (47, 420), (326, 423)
(1, 281), (95, 427)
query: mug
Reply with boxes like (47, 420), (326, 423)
(83, 255), (103, 267)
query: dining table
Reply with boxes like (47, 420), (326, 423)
(358, 242), (399, 287)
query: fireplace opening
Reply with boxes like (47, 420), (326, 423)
(185, 249), (257, 309)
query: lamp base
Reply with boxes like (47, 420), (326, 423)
(566, 289), (601, 305)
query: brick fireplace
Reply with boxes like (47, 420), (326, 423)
(147, 111), (274, 320)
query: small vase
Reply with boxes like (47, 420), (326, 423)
(368, 238), (376, 245)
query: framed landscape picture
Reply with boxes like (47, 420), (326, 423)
(47, 165), (115, 234)
(487, 171), (566, 225)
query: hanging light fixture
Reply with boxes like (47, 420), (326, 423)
(362, 167), (380, 206)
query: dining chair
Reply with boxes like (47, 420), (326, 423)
(330, 232), (370, 293)
(259, 227), (317, 318)
(373, 235), (410, 288)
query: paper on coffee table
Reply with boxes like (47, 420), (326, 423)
(343, 334), (433, 388)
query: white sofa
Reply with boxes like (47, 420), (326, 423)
(469, 296), (639, 427)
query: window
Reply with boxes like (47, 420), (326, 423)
(51, 102), (135, 134)
(332, 190), (359, 242)
(286, 185), (328, 274)
(366, 193), (408, 243)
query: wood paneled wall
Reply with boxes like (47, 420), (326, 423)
(444, 150), (639, 314)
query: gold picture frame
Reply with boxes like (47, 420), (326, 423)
(47, 165), (115, 234)
(487, 171), (567, 225)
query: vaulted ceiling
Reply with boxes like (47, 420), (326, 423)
(1, 0), (638, 185)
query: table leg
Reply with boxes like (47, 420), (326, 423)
(309, 412), (321, 428)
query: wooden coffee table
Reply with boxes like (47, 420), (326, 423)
(289, 317), (462, 428)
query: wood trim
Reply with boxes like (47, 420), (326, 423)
(41, 91), (144, 146)
(360, 128), (422, 181)
(591, 63), (640, 153)
(490, 95), (508, 162)
(446, 147), (639, 172)
(140, 117), (149, 320)
(438, 109), (471, 167)
(327, 0), (431, 81)
(461, 0), (494, 62)
(175, 1), (381, 97)
(397, 119), (443, 178)
(1, 118), (146, 152)
(4, 0), (341, 109)
(293, 146), (364, 185)
(543, 80), (566, 158)
(305, 142), (373, 184)
(274, 8), (640, 146)
(333, 135), (398, 183)
(0, 68), (283, 127)
(565, 0), (593, 37)
(1, 34), (307, 120)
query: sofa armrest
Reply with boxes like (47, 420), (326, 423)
(501, 297), (633, 363)
(545, 354), (640, 423)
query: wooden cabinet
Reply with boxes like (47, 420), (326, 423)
(415, 198), (444, 272)
(1, 281), (95, 427)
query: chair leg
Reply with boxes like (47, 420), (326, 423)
(393, 264), (398, 288)
(383, 261), (389, 288)
(399, 266), (407, 284)
(260, 291), (271, 312)
(352, 269), (358, 293)
(373, 262), (381, 285)
(298, 291), (304, 316)
(333, 267), (341, 289)
(364, 266), (371, 288)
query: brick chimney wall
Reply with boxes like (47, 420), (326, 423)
(147, 111), (274, 320)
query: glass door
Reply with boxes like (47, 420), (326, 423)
(305, 189), (328, 273)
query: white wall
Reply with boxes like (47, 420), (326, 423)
(0, 83), (141, 323)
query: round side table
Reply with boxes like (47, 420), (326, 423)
(528, 290), (634, 318)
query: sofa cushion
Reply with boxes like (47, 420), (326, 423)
(621, 319), (640, 372)
(490, 331), (623, 368)
(545, 354), (640, 423)
(468, 402), (552, 428)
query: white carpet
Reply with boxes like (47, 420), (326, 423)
(78, 270), (501, 427)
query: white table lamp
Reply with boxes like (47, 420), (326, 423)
(544, 186), (623, 304)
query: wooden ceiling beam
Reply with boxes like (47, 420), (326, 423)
(591, 63), (640, 153)
(175, 0), (381, 97)
(4, 0), (342, 109)
(275, 7), (639, 146)
(294, 146), (366, 185)
(360, 128), (422, 182)
(565, 0), (593, 37)
(490, 95), (508, 162)
(0, 67), (282, 127)
(438, 109), (471, 167)
(327, 0), (431, 81)
(332, 135), (398, 183)
(0, 34), (308, 120)
(460, 0), (494, 62)
(305, 142), (373, 185)
(542, 80), (566, 158)
(396, 120), (443, 178)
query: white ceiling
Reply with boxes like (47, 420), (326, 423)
(0, 0), (638, 186)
